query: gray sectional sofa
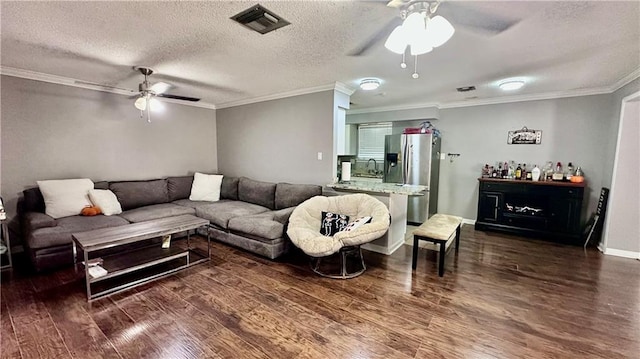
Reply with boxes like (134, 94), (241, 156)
(21, 176), (322, 272)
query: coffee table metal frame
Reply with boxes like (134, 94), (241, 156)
(72, 215), (210, 301)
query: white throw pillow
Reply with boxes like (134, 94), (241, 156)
(88, 189), (122, 216)
(189, 173), (223, 202)
(37, 179), (94, 219)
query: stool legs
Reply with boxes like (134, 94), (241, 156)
(455, 224), (461, 253)
(412, 236), (419, 270)
(438, 241), (446, 277)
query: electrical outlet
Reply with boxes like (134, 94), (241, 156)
(317, 152), (323, 160)
(440, 153), (446, 160)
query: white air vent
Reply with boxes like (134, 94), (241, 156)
(231, 4), (290, 34)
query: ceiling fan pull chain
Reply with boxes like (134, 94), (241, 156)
(412, 55), (419, 79)
(401, 52), (407, 69)
(147, 108), (151, 123)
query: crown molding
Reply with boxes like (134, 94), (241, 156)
(610, 67), (640, 92)
(439, 86), (613, 109)
(0, 66), (217, 110)
(216, 82), (350, 109)
(335, 81), (356, 96)
(347, 102), (440, 115)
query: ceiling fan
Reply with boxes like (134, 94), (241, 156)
(349, 0), (521, 57)
(132, 66), (200, 123)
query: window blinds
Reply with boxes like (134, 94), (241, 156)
(357, 123), (392, 161)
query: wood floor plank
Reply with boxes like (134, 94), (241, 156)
(68, 341), (122, 359)
(0, 300), (22, 359)
(13, 317), (71, 359)
(202, 327), (270, 359)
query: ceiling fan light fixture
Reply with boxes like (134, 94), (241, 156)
(149, 97), (164, 112)
(499, 79), (525, 91)
(134, 96), (147, 111)
(384, 25), (408, 54)
(428, 15), (455, 48)
(360, 78), (381, 91)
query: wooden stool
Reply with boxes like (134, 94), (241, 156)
(411, 214), (462, 277)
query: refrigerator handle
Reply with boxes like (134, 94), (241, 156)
(402, 136), (409, 184)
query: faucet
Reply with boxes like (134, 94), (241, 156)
(367, 158), (378, 174)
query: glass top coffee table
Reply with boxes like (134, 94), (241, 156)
(72, 214), (209, 301)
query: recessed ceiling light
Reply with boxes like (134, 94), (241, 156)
(499, 80), (525, 91)
(360, 78), (381, 91)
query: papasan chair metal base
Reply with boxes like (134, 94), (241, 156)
(310, 246), (366, 279)
(287, 194), (391, 280)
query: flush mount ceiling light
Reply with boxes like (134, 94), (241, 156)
(499, 79), (525, 91)
(360, 78), (381, 91)
(384, 1), (454, 79)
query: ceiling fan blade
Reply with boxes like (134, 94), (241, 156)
(150, 81), (171, 94)
(157, 93), (201, 102)
(348, 17), (402, 57)
(386, 0), (405, 8)
(438, 2), (521, 35)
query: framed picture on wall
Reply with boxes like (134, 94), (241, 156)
(507, 127), (542, 144)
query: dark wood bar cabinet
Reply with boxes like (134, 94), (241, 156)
(475, 178), (586, 244)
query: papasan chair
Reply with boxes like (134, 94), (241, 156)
(287, 193), (390, 279)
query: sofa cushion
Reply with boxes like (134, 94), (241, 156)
(190, 173), (223, 202)
(88, 189), (123, 216)
(37, 179), (94, 219)
(238, 178), (276, 210)
(228, 212), (284, 241)
(109, 179), (169, 210)
(118, 203), (195, 223)
(23, 187), (45, 213)
(221, 176), (239, 200)
(172, 199), (229, 210)
(195, 201), (269, 229)
(27, 215), (129, 249)
(167, 176), (193, 202)
(94, 181), (109, 190)
(275, 183), (323, 210)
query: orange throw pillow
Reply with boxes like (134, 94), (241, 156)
(81, 206), (102, 216)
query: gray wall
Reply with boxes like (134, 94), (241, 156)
(1, 76), (217, 228)
(348, 94), (616, 222)
(216, 91), (335, 185)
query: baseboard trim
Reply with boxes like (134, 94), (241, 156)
(462, 218), (476, 225)
(603, 248), (640, 259)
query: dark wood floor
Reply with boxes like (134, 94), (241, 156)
(1, 225), (639, 359)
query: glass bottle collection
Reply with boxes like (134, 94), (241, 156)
(481, 161), (584, 182)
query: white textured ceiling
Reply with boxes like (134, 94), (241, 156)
(1, 1), (639, 110)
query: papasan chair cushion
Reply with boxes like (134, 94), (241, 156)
(287, 193), (390, 258)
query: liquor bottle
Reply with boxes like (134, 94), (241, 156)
(515, 163), (522, 180)
(566, 162), (574, 182)
(491, 166), (498, 178)
(552, 162), (564, 181)
(497, 162), (503, 178)
(531, 164), (541, 181)
(508, 161), (515, 179)
(544, 161), (554, 181)
(522, 163), (528, 180)
(502, 161), (508, 178)
(525, 164), (532, 180)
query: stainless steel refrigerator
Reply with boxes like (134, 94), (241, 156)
(383, 133), (441, 224)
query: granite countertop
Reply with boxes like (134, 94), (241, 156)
(327, 181), (427, 196)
